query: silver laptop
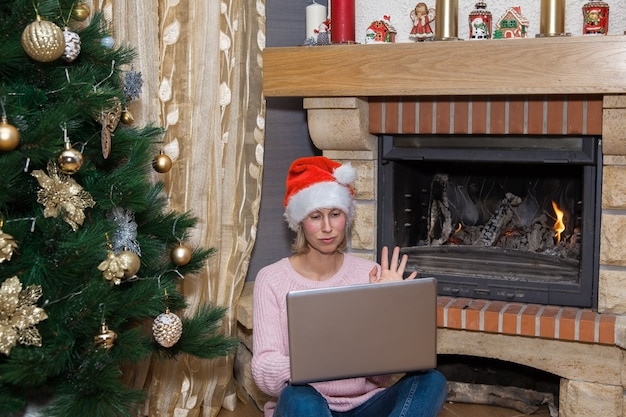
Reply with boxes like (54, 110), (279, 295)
(286, 277), (438, 385)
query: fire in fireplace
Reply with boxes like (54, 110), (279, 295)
(378, 135), (602, 308)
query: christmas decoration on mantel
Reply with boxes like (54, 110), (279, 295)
(469, 2), (492, 40)
(0, 1), (236, 416)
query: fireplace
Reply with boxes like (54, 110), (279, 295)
(378, 134), (602, 308)
(263, 38), (626, 417)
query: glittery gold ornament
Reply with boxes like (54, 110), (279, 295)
(97, 250), (125, 285)
(153, 308), (183, 348)
(72, 2), (91, 22)
(30, 161), (95, 231)
(21, 16), (65, 63)
(94, 322), (117, 350)
(0, 276), (48, 355)
(152, 151), (172, 173)
(98, 250), (140, 284)
(0, 229), (18, 263)
(171, 243), (192, 266)
(57, 142), (84, 174)
(96, 98), (122, 159)
(117, 250), (140, 278)
(0, 116), (20, 152)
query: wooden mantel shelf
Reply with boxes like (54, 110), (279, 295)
(263, 35), (626, 98)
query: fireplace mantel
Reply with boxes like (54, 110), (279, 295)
(263, 35), (626, 98)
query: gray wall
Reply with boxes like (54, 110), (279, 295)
(246, 1), (328, 281)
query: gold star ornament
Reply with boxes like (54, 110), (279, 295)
(31, 161), (95, 231)
(0, 276), (48, 355)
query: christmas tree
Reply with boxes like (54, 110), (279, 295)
(0, 1), (237, 416)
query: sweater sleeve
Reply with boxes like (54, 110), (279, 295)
(251, 266), (291, 397)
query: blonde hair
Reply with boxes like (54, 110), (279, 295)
(291, 224), (348, 255)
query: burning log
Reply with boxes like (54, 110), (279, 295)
(474, 193), (522, 247)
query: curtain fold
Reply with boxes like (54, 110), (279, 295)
(92, 1), (266, 416)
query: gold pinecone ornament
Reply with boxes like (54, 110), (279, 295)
(153, 308), (183, 348)
(21, 16), (65, 62)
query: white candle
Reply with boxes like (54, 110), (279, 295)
(306, 1), (327, 41)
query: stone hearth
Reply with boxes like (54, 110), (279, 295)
(249, 37), (626, 417)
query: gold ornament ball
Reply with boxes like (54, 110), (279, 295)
(94, 323), (117, 349)
(152, 152), (172, 173)
(57, 145), (84, 174)
(121, 108), (134, 125)
(22, 17), (66, 62)
(118, 250), (141, 278)
(0, 117), (20, 152)
(171, 243), (192, 266)
(72, 2), (91, 21)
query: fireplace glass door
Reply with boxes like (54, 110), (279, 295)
(378, 135), (601, 308)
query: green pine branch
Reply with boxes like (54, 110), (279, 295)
(0, 1), (237, 415)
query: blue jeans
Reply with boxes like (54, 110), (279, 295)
(274, 370), (447, 417)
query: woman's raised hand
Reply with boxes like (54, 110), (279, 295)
(369, 246), (417, 283)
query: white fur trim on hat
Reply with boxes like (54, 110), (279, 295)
(333, 163), (356, 186)
(284, 180), (355, 231)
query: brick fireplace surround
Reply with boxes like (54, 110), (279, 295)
(235, 36), (626, 417)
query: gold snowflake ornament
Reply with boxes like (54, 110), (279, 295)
(31, 161), (96, 231)
(0, 276), (48, 355)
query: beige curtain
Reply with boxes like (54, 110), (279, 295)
(90, 1), (266, 416)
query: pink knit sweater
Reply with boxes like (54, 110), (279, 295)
(251, 255), (394, 417)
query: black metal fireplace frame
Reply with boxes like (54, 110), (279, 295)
(377, 135), (602, 309)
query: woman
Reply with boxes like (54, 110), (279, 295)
(251, 156), (447, 417)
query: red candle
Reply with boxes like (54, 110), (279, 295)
(330, 0), (355, 43)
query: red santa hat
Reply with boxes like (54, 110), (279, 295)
(283, 156), (356, 231)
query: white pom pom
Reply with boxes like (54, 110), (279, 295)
(333, 163), (356, 186)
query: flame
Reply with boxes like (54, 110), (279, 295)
(455, 223), (462, 233)
(552, 201), (565, 244)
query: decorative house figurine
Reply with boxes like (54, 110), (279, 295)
(469, 1), (492, 39)
(409, 2), (435, 41)
(582, 1), (609, 35)
(365, 15), (397, 44)
(493, 6), (529, 39)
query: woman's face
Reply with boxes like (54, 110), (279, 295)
(301, 208), (347, 255)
